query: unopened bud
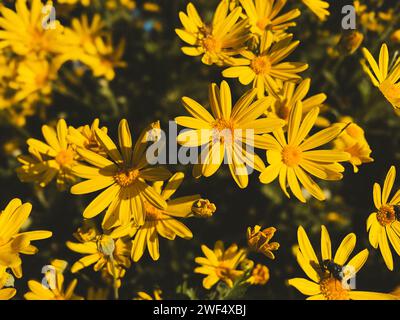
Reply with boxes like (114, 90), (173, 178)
(192, 199), (216, 218)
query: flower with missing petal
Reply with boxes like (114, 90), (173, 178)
(361, 44), (400, 110)
(223, 32), (308, 98)
(258, 102), (350, 202)
(175, 1), (249, 66)
(176, 81), (285, 188)
(288, 226), (396, 300)
(195, 241), (247, 289)
(17, 119), (78, 191)
(367, 166), (400, 271)
(70, 120), (171, 229)
(0, 198), (52, 278)
(247, 225), (279, 259)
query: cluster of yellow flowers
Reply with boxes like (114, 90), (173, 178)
(0, 0), (399, 301)
(0, 0), (126, 126)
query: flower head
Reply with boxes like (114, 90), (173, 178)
(288, 226), (395, 300)
(176, 1), (249, 66)
(66, 226), (131, 287)
(17, 119), (78, 191)
(223, 32), (308, 98)
(24, 260), (83, 300)
(113, 172), (200, 262)
(0, 0), (68, 57)
(362, 44), (400, 110)
(195, 241), (247, 289)
(258, 102), (350, 202)
(70, 119), (172, 228)
(176, 81), (285, 188)
(367, 166), (400, 271)
(0, 198), (52, 278)
(240, 0), (300, 38)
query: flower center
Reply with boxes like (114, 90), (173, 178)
(144, 202), (163, 221)
(320, 278), (350, 300)
(202, 35), (222, 53)
(256, 17), (271, 31)
(251, 56), (271, 75)
(379, 79), (400, 107)
(281, 145), (302, 167)
(114, 168), (139, 187)
(55, 149), (75, 167)
(212, 118), (235, 132)
(212, 118), (235, 143)
(377, 205), (396, 226)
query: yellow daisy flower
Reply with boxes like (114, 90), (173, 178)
(222, 31), (308, 98)
(0, 198), (52, 278)
(361, 44), (400, 110)
(288, 226), (396, 300)
(247, 225), (280, 258)
(16, 119), (78, 191)
(195, 241), (246, 289)
(0, 267), (16, 300)
(258, 102), (350, 202)
(175, 1), (249, 66)
(266, 78), (327, 123)
(134, 289), (162, 300)
(78, 36), (127, 81)
(367, 166), (400, 271)
(301, 0), (330, 21)
(115, 172), (200, 262)
(24, 260), (83, 300)
(176, 81), (285, 188)
(239, 0), (300, 38)
(64, 14), (104, 55)
(67, 118), (108, 155)
(333, 118), (373, 173)
(10, 59), (57, 102)
(0, 0), (67, 57)
(66, 230), (131, 279)
(70, 120), (171, 229)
